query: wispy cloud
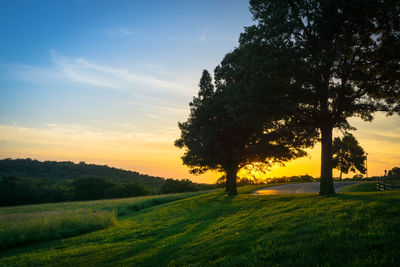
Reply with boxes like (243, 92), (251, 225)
(0, 64), (63, 85)
(0, 122), (177, 148)
(1, 51), (189, 94)
(105, 27), (135, 37)
(199, 29), (208, 42)
(118, 28), (134, 35)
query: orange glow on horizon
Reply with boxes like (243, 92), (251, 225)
(0, 113), (399, 184)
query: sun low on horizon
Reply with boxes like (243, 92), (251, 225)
(1, 0), (399, 184)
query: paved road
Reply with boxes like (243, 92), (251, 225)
(252, 182), (362, 195)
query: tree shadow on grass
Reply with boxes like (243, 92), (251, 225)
(103, 192), (237, 265)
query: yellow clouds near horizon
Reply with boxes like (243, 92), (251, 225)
(348, 113), (400, 176)
(260, 112), (400, 179)
(0, 123), (216, 183)
(0, 112), (399, 184)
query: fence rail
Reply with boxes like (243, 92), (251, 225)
(376, 179), (400, 191)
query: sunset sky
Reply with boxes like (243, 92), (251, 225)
(1, 0), (399, 184)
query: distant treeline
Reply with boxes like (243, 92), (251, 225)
(0, 159), (214, 207)
(267, 174), (379, 183)
(216, 175), (316, 187)
(0, 158), (165, 188)
(218, 174), (381, 187)
(0, 176), (213, 206)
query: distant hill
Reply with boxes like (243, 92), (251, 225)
(0, 158), (165, 188)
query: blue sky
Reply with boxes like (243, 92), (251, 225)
(0, 0), (255, 181)
(0, 1), (251, 68)
(0, 0), (252, 130)
(1, 0), (399, 182)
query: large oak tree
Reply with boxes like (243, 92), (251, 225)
(175, 69), (316, 195)
(239, 0), (400, 194)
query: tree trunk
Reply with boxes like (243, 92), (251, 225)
(339, 170), (342, 181)
(226, 165), (238, 196)
(320, 125), (335, 195)
(225, 176), (229, 192)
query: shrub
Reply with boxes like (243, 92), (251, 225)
(105, 182), (150, 198)
(160, 179), (198, 194)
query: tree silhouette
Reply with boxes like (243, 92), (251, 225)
(332, 133), (366, 180)
(388, 167), (400, 178)
(239, 0), (400, 194)
(175, 69), (315, 195)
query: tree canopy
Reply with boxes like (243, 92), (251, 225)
(238, 0), (400, 194)
(388, 167), (400, 178)
(332, 133), (366, 180)
(175, 68), (316, 195)
(0, 158), (165, 188)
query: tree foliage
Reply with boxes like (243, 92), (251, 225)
(0, 158), (165, 188)
(0, 176), (74, 206)
(388, 167), (400, 178)
(0, 159), (213, 206)
(0, 175), (154, 206)
(160, 179), (198, 194)
(239, 0), (400, 194)
(332, 133), (366, 180)
(176, 68), (316, 195)
(73, 177), (115, 200)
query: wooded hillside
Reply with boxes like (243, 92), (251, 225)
(0, 158), (165, 188)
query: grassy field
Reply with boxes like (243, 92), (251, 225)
(0, 191), (207, 215)
(0, 191), (207, 251)
(0, 186), (399, 266)
(341, 182), (377, 192)
(0, 210), (117, 250)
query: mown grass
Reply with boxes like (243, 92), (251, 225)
(0, 191), (208, 251)
(0, 186), (399, 266)
(0, 191), (208, 216)
(341, 182), (377, 192)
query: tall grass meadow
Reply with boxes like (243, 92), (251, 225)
(0, 191), (208, 250)
(0, 209), (117, 250)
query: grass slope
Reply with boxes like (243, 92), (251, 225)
(0, 192), (206, 216)
(341, 182), (377, 192)
(0, 192), (206, 251)
(0, 186), (399, 266)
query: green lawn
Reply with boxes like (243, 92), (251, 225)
(340, 182), (377, 192)
(0, 191), (208, 251)
(0, 186), (399, 266)
(0, 191), (207, 215)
